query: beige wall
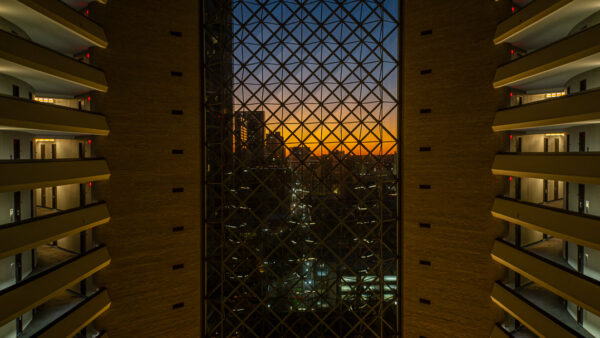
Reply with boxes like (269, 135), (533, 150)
(0, 319), (16, 338)
(0, 191), (13, 224)
(0, 73), (34, 99)
(509, 134), (565, 153)
(521, 177), (544, 203)
(0, 131), (34, 160)
(566, 124), (600, 152)
(0, 255), (15, 290)
(0, 190), (32, 224)
(567, 182), (600, 217)
(583, 309), (600, 337)
(35, 138), (90, 159)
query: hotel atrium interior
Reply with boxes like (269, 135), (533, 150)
(0, 0), (599, 337)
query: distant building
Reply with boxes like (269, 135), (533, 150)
(265, 131), (286, 165)
(234, 110), (265, 167)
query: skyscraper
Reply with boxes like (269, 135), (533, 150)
(265, 131), (286, 165)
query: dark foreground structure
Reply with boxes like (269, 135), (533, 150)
(0, 0), (599, 337)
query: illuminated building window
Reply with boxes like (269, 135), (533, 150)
(33, 97), (56, 103)
(545, 91), (566, 99)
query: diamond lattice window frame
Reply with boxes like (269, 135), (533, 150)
(202, 1), (401, 336)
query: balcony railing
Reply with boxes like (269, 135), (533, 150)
(491, 282), (586, 337)
(493, 87), (600, 131)
(0, 202), (110, 259)
(0, 93), (109, 135)
(31, 288), (110, 338)
(494, 0), (573, 45)
(1, 0), (108, 51)
(0, 158), (110, 193)
(0, 245), (110, 327)
(0, 30), (108, 94)
(493, 23), (600, 88)
(492, 197), (600, 250)
(491, 240), (600, 317)
(491, 152), (600, 185)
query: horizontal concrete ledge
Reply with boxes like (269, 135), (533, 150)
(491, 153), (600, 185)
(0, 94), (109, 135)
(35, 289), (111, 338)
(493, 24), (600, 88)
(491, 240), (600, 317)
(494, 0), (573, 45)
(490, 324), (511, 338)
(0, 246), (110, 327)
(0, 203), (110, 259)
(16, 0), (108, 48)
(492, 197), (600, 251)
(493, 89), (600, 131)
(491, 282), (579, 338)
(0, 159), (110, 192)
(0, 30), (108, 92)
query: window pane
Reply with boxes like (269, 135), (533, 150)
(204, 1), (400, 336)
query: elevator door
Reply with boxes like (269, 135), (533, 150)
(578, 184), (585, 214)
(13, 139), (20, 160)
(554, 140), (559, 200)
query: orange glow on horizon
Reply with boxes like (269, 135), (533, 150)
(233, 101), (399, 157)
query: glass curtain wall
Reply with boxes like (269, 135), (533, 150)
(203, 0), (400, 336)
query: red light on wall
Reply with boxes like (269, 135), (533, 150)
(509, 176), (513, 181)
(89, 182), (92, 187)
(511, 6), (515, 13)
(510, 134), (513, 140)
(86, 52), (90, 59)
(88, 139), (92, 145)
(510, 49), (514, 55)
(85, 9), (90, 16)
(87, 96), (91, 102)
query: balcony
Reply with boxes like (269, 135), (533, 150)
(491, 240), (600, 317)
(517, 283), (594, 337)
(0, 203), (110, 259)
(491, 153), (600, 185)
(491, 197), (600, 250)
(0, 0), (108, 55)
(27, 288), (110, 338)
(493, 88), (600, 131)
(493, 23), (600, 90)
(0, 245), (110, 327)
(0, 29), (108, 96)
(491, 282), (582, 337)
(494, 0), (600, 50)
(61, 0), (107, 11)
(0, 94), (109, 135)
(0, 159), (110, 193)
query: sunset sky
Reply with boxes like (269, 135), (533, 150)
(230, 0), (399, 156)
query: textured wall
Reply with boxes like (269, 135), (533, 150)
(91, 1), (202, 336)
(402, 1), (508, 336)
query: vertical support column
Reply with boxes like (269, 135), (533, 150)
(397, 1), (404, 336)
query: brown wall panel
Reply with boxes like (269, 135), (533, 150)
(90, 1), (201, 336)
(402, 1), (508, 336)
